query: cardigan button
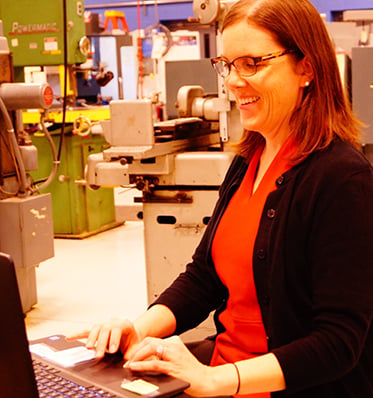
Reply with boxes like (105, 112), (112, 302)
(262, 295), (271, 305)
(276, 175), (285, 186)
(257, 249), (266, 260)
(267, 208), (276, 219)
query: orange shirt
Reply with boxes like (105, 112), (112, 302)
(210, 139), (294, 397)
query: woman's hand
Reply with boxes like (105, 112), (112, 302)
(67, 318), (142, 359)
(126, 336), (234, 397)
(67, 305), (177, 361)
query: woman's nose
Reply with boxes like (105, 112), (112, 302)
(225, 67), (247, 88)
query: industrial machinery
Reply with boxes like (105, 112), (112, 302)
(86, 88), (238, 340)
(0, 0), (123, 238)
(85, 0), (241, 340)
(0, 0), (88, 87)
(0, 21), (55, 312)
(0, 0), (118, 312)
(325, 9), (373, 162)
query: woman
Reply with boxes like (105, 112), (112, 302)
(71, 0), (373, 396)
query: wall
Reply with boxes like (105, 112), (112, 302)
(311, 0), (373, 20)
(84, 1), (194, 32)
(84, 0), (373, 32)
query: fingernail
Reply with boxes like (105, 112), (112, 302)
(95, 350), (103, 358)
(128, 361), (140, 370)
(123, 360), (131, 368)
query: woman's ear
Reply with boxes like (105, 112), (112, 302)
(297, 56), (314, 87)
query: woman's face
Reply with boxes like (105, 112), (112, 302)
(222, 21), (307, 142)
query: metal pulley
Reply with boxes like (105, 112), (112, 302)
(193, 0), (220, 24)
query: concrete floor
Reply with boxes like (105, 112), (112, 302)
(25, 221), (148, 341)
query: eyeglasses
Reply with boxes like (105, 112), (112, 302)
(211, 49), (296, 78)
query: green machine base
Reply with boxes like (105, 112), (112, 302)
(31, 128), (123, 238)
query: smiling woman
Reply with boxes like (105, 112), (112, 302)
(221, 0), (361, 163)
(220, 20), (309, 163)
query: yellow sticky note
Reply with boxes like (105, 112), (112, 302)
(121, 379), (159, 395)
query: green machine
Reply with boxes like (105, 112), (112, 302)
(0, 0), (88, 67)
(30, 126), (122, 238)
(0, 0), (122, 237)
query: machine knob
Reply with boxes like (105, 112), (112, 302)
(79, 36), (91, 56)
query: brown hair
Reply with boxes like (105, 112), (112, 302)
(222, 0), (362, 162)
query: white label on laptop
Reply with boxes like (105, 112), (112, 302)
(30, 343), (96, 367)
(121, 379), (159, 395)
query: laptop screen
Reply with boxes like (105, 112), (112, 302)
(0, 252), (39, 398)
(0, 252), (190, 397)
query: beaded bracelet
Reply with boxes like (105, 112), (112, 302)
(232, 362), (241, 394)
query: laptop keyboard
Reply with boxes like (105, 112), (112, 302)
(33, 360), (118, 397)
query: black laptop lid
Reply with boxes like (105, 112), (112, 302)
(0, 252), (39, 398)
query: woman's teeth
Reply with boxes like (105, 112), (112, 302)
(238, 96), (260, 105)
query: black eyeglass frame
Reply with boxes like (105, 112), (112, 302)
(210, 49), (297, 78)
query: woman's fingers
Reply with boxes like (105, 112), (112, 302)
(65, 330), (90, 341)
(127, 336), (188, 373)
(89, 323), (111, 357)
(70, 319), (136, 358)
(128, 337), (161, 361)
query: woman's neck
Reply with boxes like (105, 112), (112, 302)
(252, 135), (289, 194)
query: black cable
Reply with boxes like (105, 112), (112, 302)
(0, 96), (27, 195)
(57, 0), (69, 161)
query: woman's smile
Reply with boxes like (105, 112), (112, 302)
(236, 96), (261, 107)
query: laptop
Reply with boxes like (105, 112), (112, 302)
(0, 252), (190, 398)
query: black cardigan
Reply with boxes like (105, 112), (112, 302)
(153, 139), (373, 397)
